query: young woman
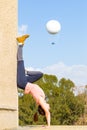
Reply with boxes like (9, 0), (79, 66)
(16, 34), (50, 127)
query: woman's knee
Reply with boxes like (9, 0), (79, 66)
(38, 72), (43, 78)
(17, 79), (27, 89)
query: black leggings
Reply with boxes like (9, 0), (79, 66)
(17, 60), (43, 89)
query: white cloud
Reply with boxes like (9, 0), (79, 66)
(26, 62), (87, 86)
(42, 62), (87, 86)
(18, 25), (28, 36)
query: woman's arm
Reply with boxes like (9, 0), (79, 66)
(39, 97), (50, 127)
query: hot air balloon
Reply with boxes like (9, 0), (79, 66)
(46, 20), (61, 34)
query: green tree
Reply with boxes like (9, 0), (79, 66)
(56, 78), (84, 124)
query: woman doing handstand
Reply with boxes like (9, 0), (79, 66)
(16, 34), (50, 127)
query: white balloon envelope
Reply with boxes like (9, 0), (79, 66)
(46, 20), (61, 34)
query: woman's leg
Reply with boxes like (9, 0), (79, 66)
(17, 45), (27, 89)
(17, 34), (30, 89)
(17, 45), (43, 88)
(26, 71), (43, 83)
(17, 34), (43, 87)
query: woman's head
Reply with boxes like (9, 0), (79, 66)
(33, 105), (45, 122)
(38, 105), (45, 116)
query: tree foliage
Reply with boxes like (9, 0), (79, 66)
(18, 74), (85, 125)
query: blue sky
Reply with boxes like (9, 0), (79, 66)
(18, 0), (87, 88)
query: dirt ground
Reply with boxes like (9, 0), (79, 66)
(10, 125), (87, 130)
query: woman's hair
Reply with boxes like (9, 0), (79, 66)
(34, 112), (38, 122)
(33, 105), (45, 122)
(38, 105), (45, 116)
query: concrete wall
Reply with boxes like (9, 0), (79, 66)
(0, 0), (18, 129)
